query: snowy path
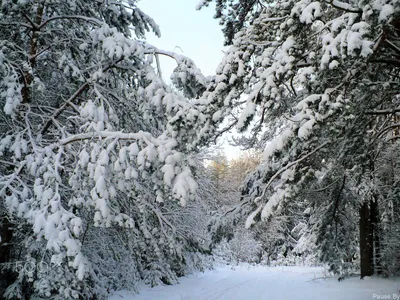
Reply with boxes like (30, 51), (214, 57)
(110, 265), (400, 300)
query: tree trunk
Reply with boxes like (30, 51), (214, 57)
(0, 214), (14, 295)
(370, 195), (381, 274)
(359, 200), (374, 278)
(0, 215), (13, 264)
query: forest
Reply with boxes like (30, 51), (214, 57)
(0, 0), (399, 299)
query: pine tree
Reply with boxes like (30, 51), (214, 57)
(197, 0), (400, 277)
(0, 1), (210, 298)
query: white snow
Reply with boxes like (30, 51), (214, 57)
(298, 118), (316, 139)
(237, 102), (256, 130)
(300, 2), (322, 24)
(245, 206), (262, 229)
(109, 265), (400, 300)
(379, 4), (394, 22)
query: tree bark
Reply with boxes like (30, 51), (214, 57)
(359, 200), (374, 278)
(0, 215), (13, 264)
(21, 2), (45, 103)
(0, 214), (15, 295)
(370, 195), (381, 274)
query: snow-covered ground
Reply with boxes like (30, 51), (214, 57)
(110, 265), (400, 300)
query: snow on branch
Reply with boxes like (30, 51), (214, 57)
(55, 131), (155, 147)
(328, 0), (362, 13)
(245, 141), (330, 228)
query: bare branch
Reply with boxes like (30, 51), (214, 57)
(306, 178), (341, 193)
(365, 108), (400, 115)
(22, 12), (39, 30)
(0, 21), (32, 29)
(213, 119), (238, 144)
(385, 39), (400, 55)
(38, 15), (103, 29)
(376, 122), (400, 138)
(40, 82), (89, 135)
(40, 58), (124, 135)
(29, 45), (51, 61)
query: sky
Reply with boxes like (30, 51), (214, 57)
(138, 0), (242, 160)
(138, 0), (225, 78)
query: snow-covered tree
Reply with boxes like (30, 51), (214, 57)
(205, 151), (266, 264)
(0, 1), (212, 298)
(374, 142), (400, 276)
(197, 0), (400, 277)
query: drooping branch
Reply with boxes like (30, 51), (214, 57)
(40, 82), (90, 135)
(144, 48), (198, 67)
(254, 141), (330, 204)
(38, 15), (103, 30)
(223, 141), (330, 219)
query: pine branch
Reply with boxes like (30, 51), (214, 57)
(40, 58), (124, 135)
(328, 0), (362, 13)
(38, 15), (103, 30)
(254, 141), (330, 204)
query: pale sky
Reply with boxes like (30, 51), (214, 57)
(139, 0), (225, 78)
(139, 0), (242, 160)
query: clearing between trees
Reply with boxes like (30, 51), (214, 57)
(110, 265), (400, 300)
